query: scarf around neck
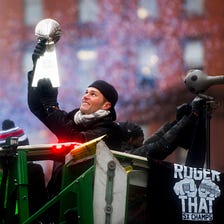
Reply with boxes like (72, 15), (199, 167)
(74, 109), (110, 127)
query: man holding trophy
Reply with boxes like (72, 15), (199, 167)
(27, 18), (123, 223)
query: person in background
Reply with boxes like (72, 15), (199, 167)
(0, 119), (29, 146)
(127, 96), (207, 167)
(0, 119), (47, 221)
(118, 121), (144, 151)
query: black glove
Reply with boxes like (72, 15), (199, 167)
(176, 103), (191, 121)
(37, 78), (59, 110)
(191, 96), (206, 116)
(32, 39), (47, 65)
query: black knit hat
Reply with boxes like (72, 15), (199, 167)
(2, 119), (15, 130)
(89, 80), (118, 107)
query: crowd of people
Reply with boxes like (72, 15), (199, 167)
(0, 39), (208, 223)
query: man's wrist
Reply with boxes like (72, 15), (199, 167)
(45, 105), (59, 113)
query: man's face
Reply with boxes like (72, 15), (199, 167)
(80, 87), (111, 114)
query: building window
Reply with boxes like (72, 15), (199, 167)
(183, 0), (205, 16)
(24, 0), (43, 26)
(137, 41), (159, 88)
(75, 40), (98, 91)
(78, 0), (99, 23)
(137, 0), (159, 20)
(183, 39), (204, 70)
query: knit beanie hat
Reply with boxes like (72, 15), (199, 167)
(88, 80), (118, 107)
(2, 119), (15, 130)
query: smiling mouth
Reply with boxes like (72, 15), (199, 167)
(82, 101), (89, 106)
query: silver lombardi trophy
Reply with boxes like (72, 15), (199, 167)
(32, 18), (62, 87)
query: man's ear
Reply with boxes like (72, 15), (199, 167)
(102, 101), (111, 110)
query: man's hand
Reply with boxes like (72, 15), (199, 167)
(37, 78), (59, 109)
(32, 39), (47, 65)
(176, 103), (191, 120)
(191, 96), (206, 116)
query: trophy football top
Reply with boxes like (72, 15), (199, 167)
(35, 18), (61, 43)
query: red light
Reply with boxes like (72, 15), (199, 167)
(51, 142), (82, 155)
